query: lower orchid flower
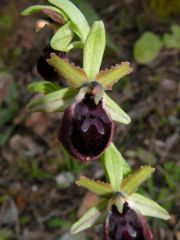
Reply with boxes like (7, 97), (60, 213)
(104, 203), (153, 240)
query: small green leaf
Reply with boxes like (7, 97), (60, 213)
(83, 21), (106, 80)
(96, 62), (132, 90)
(101, 143), (131, 192)
(121, 166), (155, 195)
(163, 24), (180, 50)
(47, 54), (88, 88)
(21, 5), (67, 21)
(76, 176), (113, 197)
(71, 199), (107, 234)
(50, 22), (74, 52)
(128, 193), (170, 220)
(48, 0), (90, 42)
(104, 93), (131, 125)
(28, 81), (61, 94)
(134, 32), (163, 64)
(27, 87), (77, 112)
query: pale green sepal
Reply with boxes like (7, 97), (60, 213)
(76, 176), (113, 197)
(27, 88), (77, 112)
(71, 199), (108, 234)
(50, 22), (74, 52)
(121, 166), (155, 195)
(28, 81), (61, 94)
(96, 62), (133, 90)
(67, 41), (84, 51)
(47, 54), (88, 88)
(100, 143), (130, 192)
(128, 193), (170, 220)
(104, 93), (131, 125)
(21, 5), (68, 21)
(83, 21), (106, 80)
(48, 0), (90, 42)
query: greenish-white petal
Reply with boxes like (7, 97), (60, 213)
(27, 87), (77, 112)
(127, 193), (170, 220)
(71, 199), (107, 234)
(104, 93), (131, 125)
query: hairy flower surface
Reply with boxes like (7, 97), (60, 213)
(104, 203), (153, 240)
(37, 46), (65, 81)
(58, 93), (114, 162)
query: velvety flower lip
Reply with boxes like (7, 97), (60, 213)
(104, 203), (153, 240)
(58, 92), (114, 162)
(37, 46), (66, 82)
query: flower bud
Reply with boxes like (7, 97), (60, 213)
(37, 46), (66, 82)
(58, 92), (114, 162)
(104, 203), (153, 240)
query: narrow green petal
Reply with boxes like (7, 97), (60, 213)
(121, 166), (155, 195)
(128, 193), (170, 220)
(76, 176), (113, 197)
(96, 62), (132, 90)
(47, 54), (88, 88)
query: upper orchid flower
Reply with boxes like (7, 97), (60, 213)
(58, 82), (114, 162)
(23, 2), (132, 162)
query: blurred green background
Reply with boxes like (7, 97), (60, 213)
(0, 0), (179, 239)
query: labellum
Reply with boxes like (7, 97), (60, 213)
(58, 92), (114, 162)
(37, 46), (66, 82)
(104, 203), (153, 240)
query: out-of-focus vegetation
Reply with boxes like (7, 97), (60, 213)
(0, 0), (179, 239)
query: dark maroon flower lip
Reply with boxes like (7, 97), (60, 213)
(104, 203), (153, 240)
(37, 46), (66, 82)
(58, 93), (114, 162)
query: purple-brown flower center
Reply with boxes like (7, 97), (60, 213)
(59, 94), (114, 162)
(104, 203), (152, 240)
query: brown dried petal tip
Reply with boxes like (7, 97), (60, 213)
(58, 93), (114, 163)
(104, 203), (153, 240)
